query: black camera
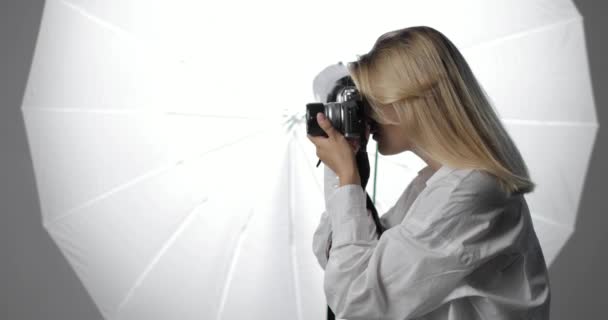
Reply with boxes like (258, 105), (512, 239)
(306, 76), (372, 141)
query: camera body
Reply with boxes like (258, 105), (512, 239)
(306, 81), (370, 140)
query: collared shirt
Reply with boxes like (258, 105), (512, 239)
(312, 164), (551, 320)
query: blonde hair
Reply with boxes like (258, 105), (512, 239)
(347, 26), (535, 196)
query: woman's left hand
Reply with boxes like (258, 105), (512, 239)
(307, 113), (361, 186)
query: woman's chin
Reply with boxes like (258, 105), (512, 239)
(375, 140), (394, 155)
(378, 146), (400, 156)
(376, 145), (387, 155)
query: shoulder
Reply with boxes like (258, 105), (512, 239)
(454, 169), (509, 208)
(408, 168), (508, 229)
(436, 169), (515, 241)
(431, 168), (507, 206)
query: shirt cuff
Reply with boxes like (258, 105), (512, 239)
(326, 184), (375, 247)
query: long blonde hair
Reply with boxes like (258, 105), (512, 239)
(347, 26), (535, 196)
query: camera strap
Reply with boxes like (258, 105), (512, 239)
(355, 149), (386, 239)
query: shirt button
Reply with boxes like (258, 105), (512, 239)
(460, 251), (473, 265)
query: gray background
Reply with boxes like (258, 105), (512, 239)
(0, 0), (605, 319)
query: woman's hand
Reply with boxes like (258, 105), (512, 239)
(307, 113), (361, 186)
(347, 122), (371, 153)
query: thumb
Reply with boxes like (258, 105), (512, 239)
(317, 113), (337, 138)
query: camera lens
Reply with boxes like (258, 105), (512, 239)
(324, 103), (342, 133)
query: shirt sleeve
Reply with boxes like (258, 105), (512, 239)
(313, 165), (414, 270)
(312, 210), (332, 270)
(323, 174), (510, 320)
(311, 165), (342, 270)
(313, 164), (377, 270)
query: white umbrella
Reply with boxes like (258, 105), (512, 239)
(21, 0), (597, 319)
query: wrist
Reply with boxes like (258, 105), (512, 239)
(339, 171), (361, 187)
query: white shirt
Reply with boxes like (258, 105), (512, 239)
(312, 164), (551, 320)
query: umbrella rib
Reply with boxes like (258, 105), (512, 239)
(464, 16), (581, 51)
(215, 208), (256, 320)
(25, 107), (268, 121)
(24, 107), (149, 115)
(292, 133), (323, 196)
(501, 118), (598, 127)
(56, 0), (183, 66)
(287, 138), (304, 320)
(530, 211), (573, 232)
(113, 196), (209, 319)
(165, 111), (267, 120)
(216, 128), (288, 319)
(47, 130), (265, 227)
(58, 0), (129, 39)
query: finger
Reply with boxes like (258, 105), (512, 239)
(307, 134), (318, 146)
(317, 113), (337, 138)
(348, 139), (360, 153)
(307, 134), (326, 148)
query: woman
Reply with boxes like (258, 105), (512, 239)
(308, 26), (551, 319)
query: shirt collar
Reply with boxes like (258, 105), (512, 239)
(417, 164), (456, 187)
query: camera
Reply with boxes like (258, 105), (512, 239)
(306, 75), (372, 141)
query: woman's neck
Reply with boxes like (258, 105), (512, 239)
(412, 147), (442, 172)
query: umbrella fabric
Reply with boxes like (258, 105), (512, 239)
(21, 0), (596, 319)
